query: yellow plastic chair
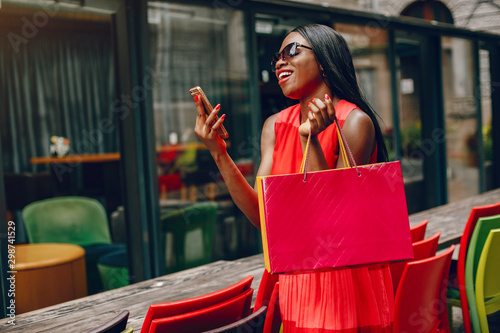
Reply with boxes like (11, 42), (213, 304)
(475, 228), (500, 333)
(464, 214), (500, 332)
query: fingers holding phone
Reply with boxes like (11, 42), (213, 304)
(190, 86), (229, 139)
(208, 105), (226, 133)
(191, 86), (228, 154)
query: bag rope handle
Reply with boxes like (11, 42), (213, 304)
(300, 110), (361, 182)
(333, 116), (361, 177)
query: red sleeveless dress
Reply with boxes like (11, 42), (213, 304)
(271, 101), (394, 333)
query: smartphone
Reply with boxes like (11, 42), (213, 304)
(189, 86), (229, 139)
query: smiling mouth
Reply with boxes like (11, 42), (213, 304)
(278, 71), (292, 80)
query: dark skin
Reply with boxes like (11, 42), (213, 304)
(194, 32), (376, 229)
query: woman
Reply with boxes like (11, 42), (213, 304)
(194, 24), (393, 332)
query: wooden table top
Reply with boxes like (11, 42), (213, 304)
(2, 187), (499, 332)
(15, 243), (85, 271)
(408, 187), (500, 250)
(30, 153), (121, 164)
(29, 143), (212, 164)
(1, 255), (265, 332)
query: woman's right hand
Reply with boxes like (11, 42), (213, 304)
(193, 95), (227, 156)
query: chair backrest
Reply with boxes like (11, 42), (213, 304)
(394, 245), (455, 333)
(87, 310), (129, 333)
(410, 218), (428, 242)
(201, 306), (267, 333)
(464, 214), (500, 332)
(390, 231), (440, 294)
(263, 282), (281, 333)
(22, 196), (112, 246)
(253, 269), (279, 312)
(149, 288), (253, 333)
(140, 276), (253, 333)
(475, 228), (500, 333)
(456, 202), (500, 333)
(161, 202), (218, 272)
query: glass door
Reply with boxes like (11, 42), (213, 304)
(395, 32), (427, 213)
(478, 45), (494, 191)
(147, 2), (258, 268)
(441, 37), (481, 202)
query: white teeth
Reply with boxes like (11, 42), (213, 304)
(279, 71), (292, 80)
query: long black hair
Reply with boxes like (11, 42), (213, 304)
(290, 24), (388, 162)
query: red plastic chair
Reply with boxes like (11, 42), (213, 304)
(253, 269), (279, 312)
(158, 174), (183, 192)
(263, 282), (281, 333)
(410, 218), (428, 243)
(140, 275), (253, 333)
(201, 305), (268, 333)
(149, 288), (254, 333)
(390, 231), (440, 294)
(394, 245), (455, 333)
(448, 202), (500, 333)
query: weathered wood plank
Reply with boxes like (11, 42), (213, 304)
(409, 188), (500, 248)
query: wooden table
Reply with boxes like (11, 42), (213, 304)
(2, 188), (499, 331)
(1, 255), (265, 332)
(408, 187), (500, 250)
(30, 153), (121, 165)
(13, 243), (87, 315)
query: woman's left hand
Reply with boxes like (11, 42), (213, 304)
(298, 94), (336, 137)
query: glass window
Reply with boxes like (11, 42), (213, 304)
(441, 36), (480, 202)
(395, 33), (423, 189)
(148, 2), (258, 269)
(334, 23), (394, 159)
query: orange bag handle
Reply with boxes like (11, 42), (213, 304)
(300, 112), (361, 181)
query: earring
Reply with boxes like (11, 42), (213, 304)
(322, 72), (327, 77)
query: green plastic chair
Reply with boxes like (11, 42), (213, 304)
(22, 196), (124, 294)
(162, 201), (217, 273)
(97, 248), (130, 290)
(97, 201), (218, 290)
(22, 196), (112, 246)
(475, 228), (500, 333)
(464, 214), (500, 332)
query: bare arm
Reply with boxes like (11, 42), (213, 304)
(194, 95), (276, 229)
(212, 115), (276, 229)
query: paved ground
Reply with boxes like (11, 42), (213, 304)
(451, 306), (500, 332)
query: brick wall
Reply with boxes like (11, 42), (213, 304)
(283, 0), (500, 34)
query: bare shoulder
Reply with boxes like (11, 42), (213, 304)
(255, 113), (278, 183)
(343, 108), (375, 133)
(261, 113), (278, 145)
(340, 108), (376, 165)
(263, 113), (278, 132)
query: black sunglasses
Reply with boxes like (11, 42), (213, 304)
(271, 42), (313, 72)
